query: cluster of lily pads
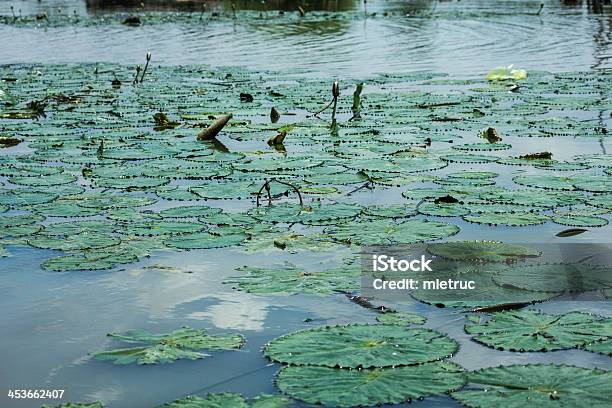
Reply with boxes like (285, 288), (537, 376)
(1, 62), (610, 408)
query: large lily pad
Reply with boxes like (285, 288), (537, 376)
(325, 219), (460, 245)
(452, 364), (612, 407)
(276, 362), (465, 407)
(225, 261), (359, 296)
(465, 309), (611, 351)
(264, 324), (458, 368)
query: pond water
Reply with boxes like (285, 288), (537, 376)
(1, 1), (611, 408)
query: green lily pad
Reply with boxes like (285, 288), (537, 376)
(376, 311), (427, 325)
(552, 214), (608, 227)
(160, 393), (290, 408)
(277, 361), (465, 407)
(427, 241), (541, 263)
(92, 326), (244, 365)
(452, 364), (612, 407)
(164, 228), (246, 249)
(584, 338), (612, 356)
(492, 263), (612, 292)
(225, 261), (359, 296)
(463, 212), (549, 226)
(264, 324), (458, 368)
(325, 219), (460, 245)
(465, 309), (611, 351)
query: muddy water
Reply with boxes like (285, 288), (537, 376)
(0, 1), (611, 408)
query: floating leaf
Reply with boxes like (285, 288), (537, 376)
(427, 241), (540, 263)
(225, 261), (359, 296)
(92, 326), (244, 365)
(463, 212), (549, 226)
(277, 362), (465, 407)
(452, 364), (612, 407)
(264, 324), (458, 368)
(376, 311), (426, 325)
(465, 309), (611, 351)
(325, 219), (459, 245)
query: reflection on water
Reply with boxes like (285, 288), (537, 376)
(85, 0), (360, 12)
(0, 0), (609, 76)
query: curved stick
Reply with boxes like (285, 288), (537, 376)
(256, 178), (303, 207)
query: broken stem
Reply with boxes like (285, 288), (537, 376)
(256, 178), (303, 207)
(140, 52), (152, 83)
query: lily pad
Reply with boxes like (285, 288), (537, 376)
(452, 364), (612, 407)
(325, 219), (460, 245)
(376, 311), (427, 325)
(465, 309), (611, 351)
(276, 362), (465, 407)
(427, 241), (541, 263)
(91, 326), (244, 365)
(160, 393), (290, 408)
(264, 324), (458, 368)
(225, 261), (359, 296)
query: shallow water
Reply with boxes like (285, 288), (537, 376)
(1, 1), (612, 408)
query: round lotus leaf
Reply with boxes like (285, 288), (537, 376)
(199, 211), (258, 227)
(93, 176), (170, 190)
(572, 176), (612, 193)
(0, 165), (64, 177)
(28, 233), (120, 251)
(122, 221), (207, 236)
(233, 157), (322, 172)
(417, 201), (470, 217)
(587, 193), (612, 210)
(376, 311), (426, 325)
(0, 224), (41, 239)
(0, 189), (58, 206)
(105, 208), (160, 222)
(465, 309), (611, 351)
(264, 324), (458, 368)
(441, 154), (499, 164)
(189, 181), (259, 200)
(159, 205), (223, 218)
(101, 144), (178, 161)
(427, 241), (541, 263)
(362, 204), (418, 219)
(513, 175), (577, 191)
(156, 185), (202, 201)
(0, 213), (44, 228)
(463, 212), (549, 226)
(325, 219), (459, 246)
(29, 201), (100, 217)
(452, 364), (612, 408)
(346, 156), (447, 173)
(276, 362), (465, 407)
(574, 153), (612, 167)
(250, 202), (361, 225)
(447, 171), (498, 179)
(78, 195), (156, 209)
(0, 204), (7, 213)
(160, 393), (289, 408)
(434, 177), (496, 187)
(453, 143), (511, 151)
(584, 338), (612, 356)
(9, 173), (77, 187)
(552, 214), (608, 227)
(225, 261), (359, 296)
(164, 229), (246, 249)
(42, 251), (138, 272)
(305, 172), (368, 185)
(493, 263), (612, 292)
(534, 161), (590, 171)
(41, 220), (115, 237)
